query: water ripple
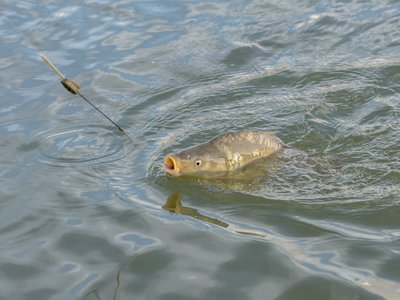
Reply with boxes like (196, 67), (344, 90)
(21, 124), (127, 167)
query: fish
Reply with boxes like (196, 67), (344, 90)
(163, 130), (284, 177)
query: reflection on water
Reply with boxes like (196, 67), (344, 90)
(163, 192), (229, 228)
(162, 191), (267, 238)
(163, 192), (271, 238)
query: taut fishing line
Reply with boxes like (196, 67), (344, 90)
(41, 55), (126, 134)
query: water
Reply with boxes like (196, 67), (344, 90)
(1, 0), (400, 299)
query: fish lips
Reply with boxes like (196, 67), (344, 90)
(163, 154), (181, 176)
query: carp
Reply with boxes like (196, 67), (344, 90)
(163, 130), (283, 177)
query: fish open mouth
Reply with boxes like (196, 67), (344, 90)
(163, 155), (180, 176)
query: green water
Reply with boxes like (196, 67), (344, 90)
(1, 0), (400, 299)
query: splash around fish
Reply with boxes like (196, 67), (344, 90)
(163, 130), (284, 177)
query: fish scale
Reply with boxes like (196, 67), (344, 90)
(164, 130), (284, 177)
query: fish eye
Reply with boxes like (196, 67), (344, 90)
(194, 159), (202, 167)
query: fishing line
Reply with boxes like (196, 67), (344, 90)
(40, 55), (126, 134)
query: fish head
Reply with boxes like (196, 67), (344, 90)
(163, 148), (227, 177)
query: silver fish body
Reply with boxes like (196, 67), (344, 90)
(163, 130), (284, 177)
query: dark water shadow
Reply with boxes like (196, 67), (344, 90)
(162, 192), (229, 228)
(161, 192), (267, 238)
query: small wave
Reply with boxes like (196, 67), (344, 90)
(21, 124), (127, 167)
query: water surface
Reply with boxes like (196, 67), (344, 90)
(1, 0), (400, 299)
